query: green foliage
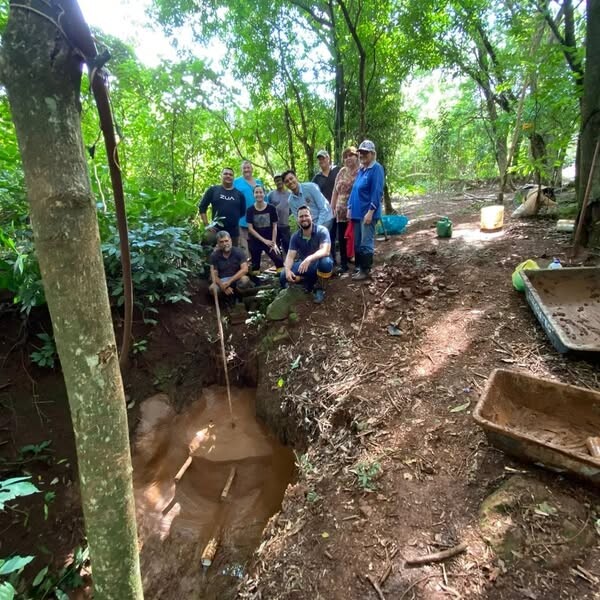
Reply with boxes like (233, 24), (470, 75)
(18, 441), (51, 458)
(306, 490), (321, 504)
(30, 334), (57, 369)
(1, 472), (88, 598)
(294, 451), (316, 476)
(351, 461), (382, 491)
(0, 557), (34, 577)
(0, 580), (17, 599)
(102, 219), (206, 309)
(132, 339), (148, 355)
(0, 545), (89, 600)
(0, 228), (45, 314)
(0, 477), (40, 512)
(245, 287), (278, 327)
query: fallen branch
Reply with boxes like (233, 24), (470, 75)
(399, 573), (469, 600)
(365, 573), (386, 600)
(405, 542), (468, 567)
(379, 562), (393, 586)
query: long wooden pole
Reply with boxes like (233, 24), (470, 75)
(573, 138), (600, 250)
(212, 288), (235, 427)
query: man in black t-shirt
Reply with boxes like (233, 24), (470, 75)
(209, 231), (254, 300)
(199, 167), (246, 246)
(313, 150), (340, 202)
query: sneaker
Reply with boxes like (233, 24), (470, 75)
(313, 289), (326, 304)
(352, 270), (370, 281)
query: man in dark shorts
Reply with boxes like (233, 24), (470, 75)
(209, 231), (254, 301)
(280, 205), (333, 304)
(199, 167), (246, 246)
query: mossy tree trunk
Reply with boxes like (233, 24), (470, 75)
(0, 8), (143, 600)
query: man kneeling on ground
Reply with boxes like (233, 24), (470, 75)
(280, 205), (333, 304)
(209, 231), (254, 303)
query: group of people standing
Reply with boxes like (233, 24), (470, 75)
(201, 140), (385, 305)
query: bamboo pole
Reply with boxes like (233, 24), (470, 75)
(200, 467), (238, 568)
(212, 287), (235, 428)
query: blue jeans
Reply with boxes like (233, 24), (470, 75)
(352, 219), (376, 257)
(280, 256), (334, 291)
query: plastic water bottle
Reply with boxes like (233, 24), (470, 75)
(548, 258), (562, 269)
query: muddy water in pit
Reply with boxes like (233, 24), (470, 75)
(132, 386), (295, 599)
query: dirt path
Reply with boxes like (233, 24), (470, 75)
(1, 189), (599, 599)
(245, 190), (600, 599)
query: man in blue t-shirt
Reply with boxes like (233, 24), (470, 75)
(234, 160), (263, 253)
(280, 205), (334, 304)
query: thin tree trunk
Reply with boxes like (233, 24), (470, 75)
(327, 0), (346, 164)
(337, 0), (367, 140)
(284, 105), (296, 172)
(0, 8), (143, 600)
(577, 0), (600, 245)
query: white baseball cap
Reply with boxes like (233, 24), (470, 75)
(358, 140), (376, 152)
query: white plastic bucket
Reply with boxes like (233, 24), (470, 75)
(480, 205), (504, 232)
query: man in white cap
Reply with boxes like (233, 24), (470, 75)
(347, 140), (385, 281)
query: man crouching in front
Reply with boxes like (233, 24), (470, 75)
(280, 205), (333, 304)
(209, 230), (254, 306)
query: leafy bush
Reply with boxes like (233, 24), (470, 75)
(0, 169), (28, 228)
(95, 186), (203, 242)
(30, 333), (57, 369)
(102, 218), (207, 309)
(0, 227), (45, 314)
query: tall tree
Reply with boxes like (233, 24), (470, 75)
(0, 5), (143, 599)
(577, 0), (600, 244)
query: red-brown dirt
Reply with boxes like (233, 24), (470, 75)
(1, 188), (599, 599)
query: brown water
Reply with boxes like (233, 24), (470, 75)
(132, 386), (295, 599)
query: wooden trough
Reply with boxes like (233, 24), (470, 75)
(521, 266), (600, 354)
(473, 369), (600, 485)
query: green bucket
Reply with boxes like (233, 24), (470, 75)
(436, 217), (453, 238)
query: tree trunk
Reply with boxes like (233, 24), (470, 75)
(284, 105), (296, 172)
(334, 60), (346, 164)
(577, 0), (600, 246)
(482, 88), (509, 201)
(336, 0), (367, 140)
(530, 133), (547, 185)
(327, 0), (346, 164)
(0, 9), (143, 600)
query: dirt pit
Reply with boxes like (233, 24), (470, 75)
(132, 386), (295, 599)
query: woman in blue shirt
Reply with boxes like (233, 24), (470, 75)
(347, 140), (385, 280)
